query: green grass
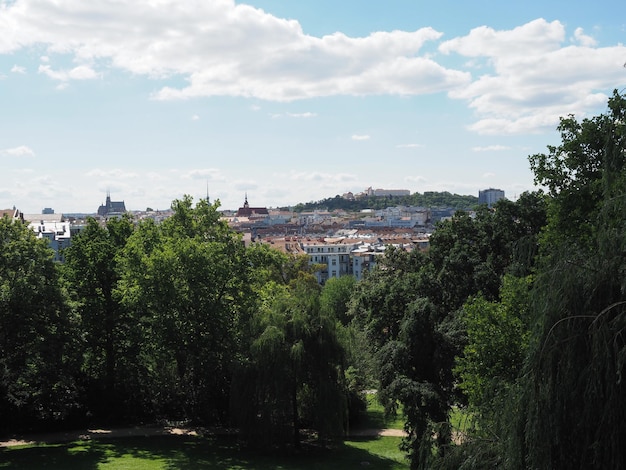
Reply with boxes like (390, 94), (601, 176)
(1, 434), (408, 469)
(1, 393), (410, 469)
(352, 393), (404, 431)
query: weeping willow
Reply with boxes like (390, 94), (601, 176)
(514, 91), (626, 469)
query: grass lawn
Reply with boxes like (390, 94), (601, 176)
(0, 392), (410, 469)
(0, 434), (408, 469)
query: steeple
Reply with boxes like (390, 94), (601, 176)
(243, 193), (249, 208)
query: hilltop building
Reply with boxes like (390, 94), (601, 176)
(479, 188), (505, 208)
(97, 192), (127, 217)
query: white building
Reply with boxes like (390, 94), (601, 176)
(27, 218), (72, 262)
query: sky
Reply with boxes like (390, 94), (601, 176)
(1, 0), (625, 214)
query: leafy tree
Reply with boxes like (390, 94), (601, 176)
(62, 215), (134, 421)
(232, 252), (347, 448)
(118, 196), (250, 423)
(0, 216), (78, 431)
(514, 90), (626, 469)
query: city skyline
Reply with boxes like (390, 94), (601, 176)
(1, 0), (625, 213)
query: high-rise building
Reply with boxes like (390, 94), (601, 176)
(478, 188), (505, 208)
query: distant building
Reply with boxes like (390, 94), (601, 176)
(97, 192), (127, 217)
(42, 207), (55, 214)
(27, 218), (71, 262)
(478, 188), (505, 208)
(365, 187), (411, 197)
(236, 194), (269, 218)
(0, 207), (24, 223)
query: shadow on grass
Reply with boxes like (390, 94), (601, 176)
(0, 434), (408, 469)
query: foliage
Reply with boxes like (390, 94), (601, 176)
(62, 215), (135, 421)
(0, 216), (78, 431)
(516, 90), (626, 469)
(231, 252), (347, 448)
(117, 196), (250, 424)
(289, 191), (478, 213)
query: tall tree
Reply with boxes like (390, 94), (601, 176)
(118, 196), (250, 423)
(232, 250), (347, 448)
(0, 216), (78, 431)
(62, 215), (134, 420)
(515, 90), (626, 469)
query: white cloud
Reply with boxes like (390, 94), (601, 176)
(286, 112), (317, 118)
(472, 145), (510, 152)
(0, 3), (623, 136)
(352, 134), (370, 141)
(10, 64), (26, 73)
(396, 143), (423, 149)
(441, 18), (626, 134)
(1, 145), (35, 157)
(573, 27), (597, 47)
(38, 64), (99, 81)
(191, 114), (200, 120)
(0, 0), (468, 101)
(482, 172), (496, 178)
(181, 168), (225, 181)
(85, 168), (138, 179)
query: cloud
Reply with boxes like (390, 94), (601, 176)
(440, 18), (626, 134)
(482, 172), (496, 178)
(191, 114), (200, 120)
(38, 64), (99, 81)
(352, 134), (371, 141)
(181, 168), (225, 181)
(1, 3), (623, 135)
(85, 168), (138, 179)
(269, 111), (317, 118)
(472, 145), (510, 152)
(573, 27), (597, 47)
(10, 64), (26, 73)
(286, 112), (317, 118)
(1, 145), (35, 157)
(396, 143), (423, 149)
(0, 0), (468, 101)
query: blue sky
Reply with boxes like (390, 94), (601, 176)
(1, 0), (625, 213)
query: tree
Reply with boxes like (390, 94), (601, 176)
(62, 215), (134, 421)
(231, 251), (347, 448)
(0, 216), (78, 431)
(118, 196), (250, 423)
(515, 90), (626, 469)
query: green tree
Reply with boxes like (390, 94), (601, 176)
(0, 216), (78, 431)
(232, 251), (347, 448)
(514, 90), (626, 469)
(62, 215), (134, 421)
(117, 196), (250, 423)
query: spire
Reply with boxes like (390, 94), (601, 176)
(244, 192), (249, 208)
(206, 180), (210, 204)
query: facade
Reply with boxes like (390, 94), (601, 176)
(0, 208), (24, 223)
(364, 187), (411, 197)
(28, 219), (72, 262)
(97, 192), (127, 217)
(478, 188), (505, 208)
(302, 240), (363, 283)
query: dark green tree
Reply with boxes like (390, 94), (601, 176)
(117, 196), (250, 423)
(232, 250), (347, 448)
(0, 216), (78, 431)
(514, 90), (626, 469)
(62, 215), (134, 421)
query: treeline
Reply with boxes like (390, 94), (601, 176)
(2, 91), (625, 468)
(286, 191), (478, 213)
